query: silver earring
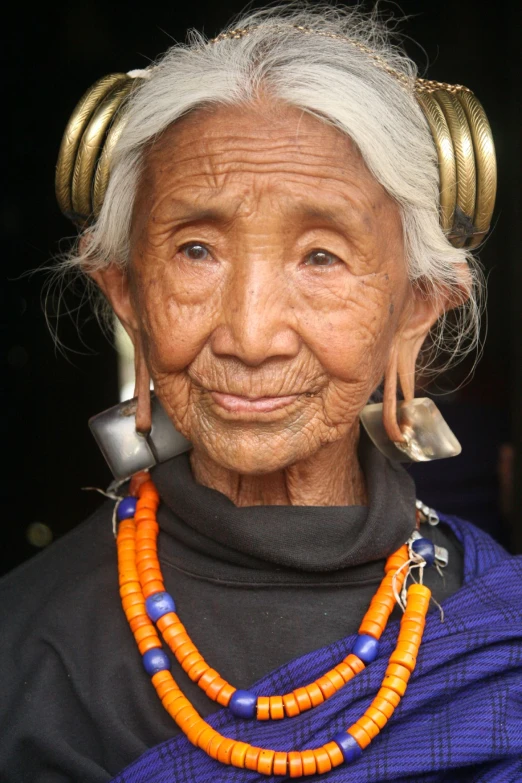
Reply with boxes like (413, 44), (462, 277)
(89, 392), (192, 480)
(360, 398), (461, 462)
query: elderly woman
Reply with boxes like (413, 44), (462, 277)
(1, 6), (521, 783)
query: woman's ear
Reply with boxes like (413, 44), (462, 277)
(90, 263), (139, 344)
(383, 268), (471, 443)
(89, 261), (152, 433)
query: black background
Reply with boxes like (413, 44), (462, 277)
(3, 1), (521, 574)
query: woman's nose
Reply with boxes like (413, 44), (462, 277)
(210, 261), (300, 366)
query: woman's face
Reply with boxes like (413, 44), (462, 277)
(124, 101), (411, 474)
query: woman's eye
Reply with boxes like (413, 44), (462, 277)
(180, 243), (210, 261)
(303, 250), (341, 267)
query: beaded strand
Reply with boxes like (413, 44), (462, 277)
(117, 472), (433, 776)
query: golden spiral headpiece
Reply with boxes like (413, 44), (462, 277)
(55, 28), (496, 249)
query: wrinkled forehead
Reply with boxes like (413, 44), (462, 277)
(135, 100), (398, 225)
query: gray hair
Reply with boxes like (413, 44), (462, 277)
(63, 3), (484, 373)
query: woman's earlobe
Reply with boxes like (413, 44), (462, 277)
(134, 340), (152, 434)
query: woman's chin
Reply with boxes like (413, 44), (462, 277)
(191, 431), (314, 476)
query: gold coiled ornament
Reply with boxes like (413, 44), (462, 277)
(55, 42), (497, 248)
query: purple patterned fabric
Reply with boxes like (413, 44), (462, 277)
(112, 516), (522, 782)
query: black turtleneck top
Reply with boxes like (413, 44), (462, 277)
(0, 438), (463, 782)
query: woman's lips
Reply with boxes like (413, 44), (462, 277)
(210, 391), (300, 413)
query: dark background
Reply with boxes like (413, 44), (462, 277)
(3, 1), (521, 575)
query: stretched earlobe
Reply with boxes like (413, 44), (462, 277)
(134, 341), (152, 434)
(382, 344), (404, 444)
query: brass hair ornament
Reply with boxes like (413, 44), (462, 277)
(55, 26), (497, 249)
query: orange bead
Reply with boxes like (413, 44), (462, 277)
(141, 569), (164, 584)
(256, 696), (270, 720)
(151, 670), (172, 688)
(138, 636), (162, 655)
(244, 746), (262, 770)
(386, 663), (411, 682)
(347, 722), (371, 750)
(377, 686), (401, 708)
(324, 669), (346, 692)
(316, 675), (336, 700)
(125, 605), (147, 622)
(293, 687), (312, 712)
(137, 560), (160, 574)
(197, 727), (217, 753)
(155, 679), (178, 700)
(370, 697), (395, 719)
(269, 695), (285, 719)
(230, 741), (250, 768)
(187, 660), (209, 683)
(205, 677), (227, 701)
(181, 652), (204, 674)
(300, 750), (317, 775)
(355, 714), (380, 740)
(403, 610), (427, 626)
(186, 721), (208, 747)
(398, 629), (422, 647)
(273, 752), (288, 775)
(288, 751), (304, 777)
(313, 747), (332, 773)
(217, 737), (235, 764)
(364, 602), (391, 622)
(122, 593), (144, 611)
(216, 683), (235, 707)
(283, 692), (301, 717)
(323, 741), (344, 768)
(389, 648), (416, 672)
(333, 662), (353, 684)
(395, 640), (420, 658)
(401, 617), (425, 633)
(162, 690), (184, 711)
(257, 749), (275, 775)
(407, 583), (431, 600)
(175, 642), (198, 664)
(167, 632), (190, 650)
(344, 653), (365, 674)
(207, 733), (225, 760)
(130, 614), (151, 633)
(365, 705), (389, 729)
(358, 619), (385, 640)
(117, 540), (136, 552)
(370, 592), (395, 611)
(305, 683), (325, 707)
(143, 581), (165, 598)
(119, 582), (141, 598)
(163, 627), (188, 647)
(382, 674), (407, 696)
(167, 696), (190, 718)
(157, 612), (180, 631)
(173, 704), (196, 727)
(195, 667), (219, 691)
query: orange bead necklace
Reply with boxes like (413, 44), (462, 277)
(117, 470), (432, 777)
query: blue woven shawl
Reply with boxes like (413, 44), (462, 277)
(112, 516), (522, 782)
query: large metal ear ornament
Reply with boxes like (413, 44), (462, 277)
(55, 70), (497, 248)
(360, 398), (461, 463)
(55, 72), (140, 226)
(415, 80), (497, 249)
(89, 393), (192, 481)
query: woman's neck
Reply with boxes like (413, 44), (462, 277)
(189, 429), (367, 507)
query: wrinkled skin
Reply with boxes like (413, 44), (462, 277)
(94, 101), (444, 506)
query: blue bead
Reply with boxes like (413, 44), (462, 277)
(142, 648), (171, 676)
(352, 633), (379, 664)
(411, 537), (436, 566)
(332, 732), (363, 764)
(229, 689), (257, 719)
(145, 592), (176, 622)
(117, 496), (137, 521)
